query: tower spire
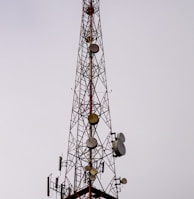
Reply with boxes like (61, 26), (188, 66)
(47, 1), (126, 198)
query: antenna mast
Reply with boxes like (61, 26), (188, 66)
(47, 1), (127, 198)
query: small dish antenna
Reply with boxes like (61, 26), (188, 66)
(84, 165), (91, 171)
(86, 137), (98, 149)
(90, 168), (97, 176)
(89, 44), (99, 53)
(88, 113), (99, 125)
(90, 175), (96, 181)
(112, 140), (126, 157)
(117, 132), (125, 142)
(120, 178), (127, 184)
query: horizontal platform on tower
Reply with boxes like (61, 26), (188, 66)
(65, 186), (117, 199)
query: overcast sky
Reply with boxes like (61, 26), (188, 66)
(0, 0), (194, 199)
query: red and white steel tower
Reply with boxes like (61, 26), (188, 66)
(47, 1), (127, 198)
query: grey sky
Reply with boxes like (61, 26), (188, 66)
(0, 0), (194, 199)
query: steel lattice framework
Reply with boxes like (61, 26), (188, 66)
(47, 1), (126, 199)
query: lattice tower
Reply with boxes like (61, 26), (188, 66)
(47, 1), (127, 199)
